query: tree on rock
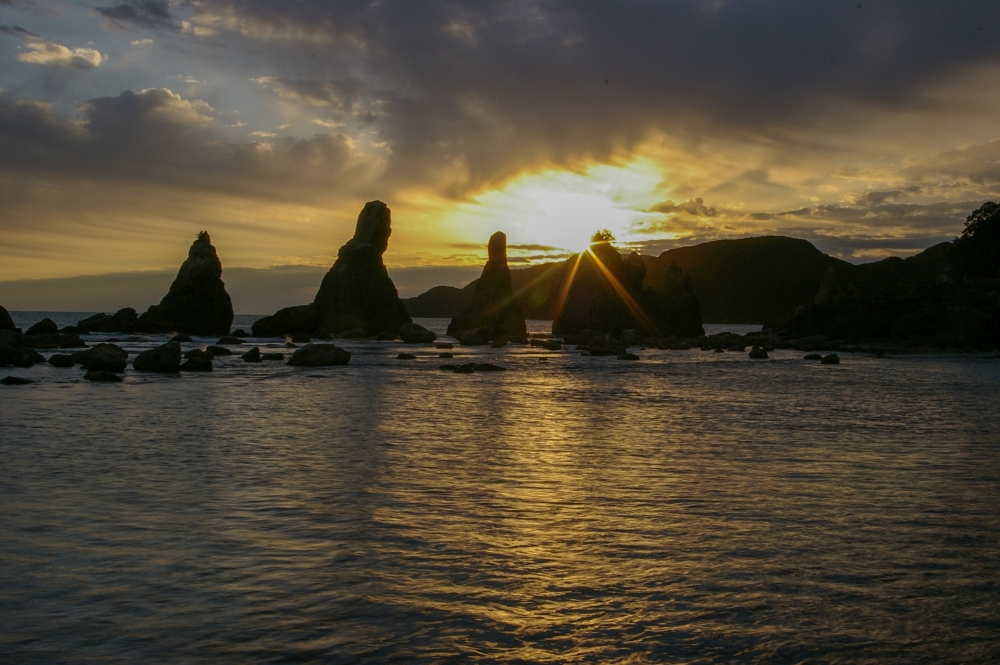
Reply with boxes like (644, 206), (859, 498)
(136, 232), (234, 335)
(953, 202), (1000, 281)
(447, 231), (527, 341)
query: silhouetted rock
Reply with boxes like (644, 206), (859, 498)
(439, 352), (453, 358)
(1, 375), (32, 385)
(250, 304), (321, 338)
(261, 352), (284, 361)
(48, 354), (75, 367)
(217, 336), (243, 345)
(180, 357), (213, 372)
(205, 345), (232, 356)
(0, 330), (43, 367)
(748, 346), (769, 359)
(231, 329), (250, 338)
(286, 343), (351, 366)
(290, 333), (311, 344)
(399, 323), (436, 344)
(171, 334), (193, 342)
(77, 308), (138, 334)
(617, 352), (640, 360)
(803, 353), (822, 360)
(0, 305), (15, 332)
(24, 332), (87, 350)
(26, 318), (58, 335)
(85, 370), (122, 382)
(435, 342), (454, 349)
(133, 341), (182, 373)
(185, 348), (214, 360)
(448, 232), (527, 341)
(821, 353), (840, 364)
(459, 327), (491, 346)
(136, 232), (234, 335)
(397, 353), (417, 360)
(74, 343), (128, 372)
(241, 347), (262, 362)
(312, 201), (411, 335)
(474, 363), (506, 371)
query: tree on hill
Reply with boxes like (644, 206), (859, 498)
(953, 202), (1000, 280)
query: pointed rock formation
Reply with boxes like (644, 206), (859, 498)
(312, 201), (411, 335)
(447, 232), (527, 341)
(136, 232), (234, 335)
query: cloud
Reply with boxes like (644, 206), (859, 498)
(2, 27), (106, 68)
(98, 1), (177, 30)
(650, 198), (717, 218)
(131, 38), (154, 46)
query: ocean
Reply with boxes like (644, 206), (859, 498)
(2, 312), (998, 663)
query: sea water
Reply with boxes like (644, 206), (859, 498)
(1, 313), (998, 663)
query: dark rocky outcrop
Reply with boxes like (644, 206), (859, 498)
(205, 345), (233, 356)
(136, 232), (234, 335)
(399, 322), (436, 344)
(286, 343), (352, 366)
(312, 201), (411, 335)
(26, 318), (58, 335)
(0, 329), (44, 367)
(821, 353), (841, 364)
(23, 332), (87, 350)
(185, 348), (214, 360)
(553, 238), (704, 338)
(250, 304), (321, 338)
(397, 353), (417, 360)
(74, 344), (128, 373)
(748, 346), (769, 359)
(231, 329), (250, 338)
(0, 305), (16, 332)
(85, 370), (123, 382)
(77, 308), (138, 334)
(133, 341), (182, 373)
(241, 347), (262, 362)
(217, 336), (243, 345)
(447, 232), (527, 341)
(171, 334), (193, 343)
(261, 352), (284, 361)
(1, 375), (32, 385)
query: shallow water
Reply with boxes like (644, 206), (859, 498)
(1, 315), (999, 663)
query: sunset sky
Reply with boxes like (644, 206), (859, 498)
(2, 1), (1000, 305)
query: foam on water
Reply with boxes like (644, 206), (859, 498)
(1, 315), (998, 663)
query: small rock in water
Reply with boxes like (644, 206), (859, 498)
(241, 347), (262, 362)
(1, 376), (32, 385)
(217, 336), (243, 345)
(397, 353), (417, 360)
(180, 357), (213, 372)
(286, 344), (351, 367)
(231, 329), (250, 338)
(439, 352), (454, 358)
(435, 343), (454, 349)
(185, 348), (214, 360)
(474, 363), (506, 372)
(133, 341), (182, 373)
(205, 345), (233, 356)
(821, 353), (840, 365)
(491, 339), (508, 348)
(748, 346), (769, 359)
(399, 323), (436, 344)
(439, 364), (458, 371)
(285, 342), (298, 348)
(48, 354), (75, 367)
(261, 352), (284, 361)
(803, 354), (823, 360)
(453, 363), (476, 373)
(74, 344), (128, 373)
(26, 318), (59, 335)
(290, 333), (312, 344)
(376, 331), (398, 341)
(617, 352), (640, 360)
(84, 370), (122, 382)
(714, 348), (725, 353)
(171, 334), (193, 343)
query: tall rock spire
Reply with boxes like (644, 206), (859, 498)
(447, 231), (527, 340)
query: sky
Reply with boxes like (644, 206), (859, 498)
(1, 1), (999, 309)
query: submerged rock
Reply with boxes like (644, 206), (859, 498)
(180, 357), (213, 372)
(171, 334), (193, 343)
(748, 346), (769, 359)
(261, 352), (284, 361)
(241, 347), (262, 362)
(286, 343), (352, 367)
(133, 341), (182, 373)
(205, 345), (233, 356)
(217, 336), (243, 345)
(447, 231), (527, 341)
(312, 201), (411, 335)
(617, 352), (640, 360)
(26, 318), (58, 336)
(84, 370), (122, 382)
(803, 353), (823, 360)
(1, 376), (32, 385)
(397, 353), (417, 360)
(185, 348), (214, 360)
(473, 363), (506, 372)
(74, 343), (128, 373)
(136, 232), (234, 335)
(399, 323), (437, 344)
(821, 353), (841, 364)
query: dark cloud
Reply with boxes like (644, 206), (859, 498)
(184, 1), (1000, 194)
(97, 1), (178, 30)
(650, 198), (717, 217)
(0, 88), (370, 204)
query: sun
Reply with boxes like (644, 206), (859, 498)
(441, 159), (666, 259)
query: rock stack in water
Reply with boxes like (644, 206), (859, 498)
(136, 232), (234, 335)
(311, 201), (411, 336)
(553, 236), (704, 338)
(447, 232), (526, 341)
(0, 305), (16, 332)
